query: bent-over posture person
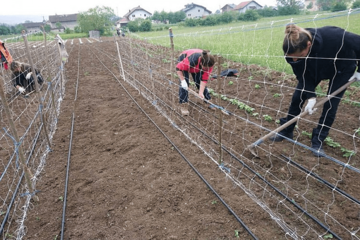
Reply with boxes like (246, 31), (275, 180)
(270, 24), (360, 156)
(176, 49), (215, 116)
(10, 61), (43, 95)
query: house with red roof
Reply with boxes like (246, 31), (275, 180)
(233, 1), (262, 13)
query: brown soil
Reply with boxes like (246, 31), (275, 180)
(20, 36), (360, 240)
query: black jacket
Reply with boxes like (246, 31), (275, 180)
(286, 26), (360, 98)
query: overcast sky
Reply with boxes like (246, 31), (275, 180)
(2, 0), (277, 18)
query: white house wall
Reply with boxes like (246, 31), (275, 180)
(128, 10), (151, 20)
(185, 6), (210, 19)
(238, 2), (262, 13)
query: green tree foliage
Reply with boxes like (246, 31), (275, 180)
(127, 19), (139, 32)
(65, 28), (71, 34)
(44, 24), (51, 32)
(316, 0), (351, 11)
(257, 6), (278, 17)
(276, 0), (301, 15)
(332, 2), (347, 11)
(139, 20), (152, 31)
(353, 0), (360, 8)
(307, 1), (313, 9)
(152, 10), (185, 24)
(0, 25), (10, 35)
(55, 22), (62, 29)
(74, 26), (81, 33)
(78, 6), (116, 34)
(243, 10), (261, 21)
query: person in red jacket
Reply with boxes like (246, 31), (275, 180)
(0, 40), (13, 70)
(270, 24), (360, 157)
(176, 49), (215, 116)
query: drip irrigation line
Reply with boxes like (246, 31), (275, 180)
(89, 45), (258, 240)
(180, 115), (342, 239)
(281, 154), (360, 206)
(94, 41), (342, 238)
(60, 44), (81, 240)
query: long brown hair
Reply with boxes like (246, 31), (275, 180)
(283, 24), (312, 54)
(200, 50), (215, 68)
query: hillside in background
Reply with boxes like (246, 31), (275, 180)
(0, 15), (45, 25)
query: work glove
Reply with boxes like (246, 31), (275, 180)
(181, 80), (188, 90)
(26, 72), (32, 80)
(18, 86), (25, 94)
(305, 98), (317, 115)
(349, 72), (360, 82)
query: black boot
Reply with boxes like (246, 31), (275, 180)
(269, 118), (294, 142)
(311, 128), (328, 157)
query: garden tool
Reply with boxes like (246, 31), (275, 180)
(246, 79), (356, 157)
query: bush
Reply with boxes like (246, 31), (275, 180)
(353, 0), (360, 8)
(65, 28), (71, 34)
(74, 26), (81, 33)
(243, 10), (260, 21)
(139, 20), (152, 32)
(127, 21), (139, 32)
(332, 2), (347, 12)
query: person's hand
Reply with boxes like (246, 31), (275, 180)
(305, 98), (317, 115)
(199, 93), (204, 99)
(181, 80), (188, 90)
(349, 72), (360, 82)
(18, 86), (25, 94)
(26, 72), (32, 80)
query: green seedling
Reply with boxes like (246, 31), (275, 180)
(59, 196), (63, 202)
(273, 93), (282, 98)
(355, 127), (360, 136)
(301, 131), (312, 138)
(211, 200), (217, 205)
(228, 81), (233, 85)
(248, 76), (253, 81)
(263, 115), (272, 122)
(221, 95), (228, 101)
(341, 148), (356, 158)
(275, 119), (280, 124)
(254, 84), (261, 89)
(324, 137), (341, 148)
(324, 233), (333, 239)
(235, 230), (240, 238)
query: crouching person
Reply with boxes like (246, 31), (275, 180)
(10, 61), (44, 95)
(176, 49), (215, 116)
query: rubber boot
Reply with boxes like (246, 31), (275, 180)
(180, 103), (189, 116)
(311, 128), (328, 157)
(269, 117), (294, 142)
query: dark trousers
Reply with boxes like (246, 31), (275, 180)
(179, 71), (211, 104)
(283, 70), (353, 133)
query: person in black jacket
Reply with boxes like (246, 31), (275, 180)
(270, 24), (360, 157)
(10, 61), (43, 94)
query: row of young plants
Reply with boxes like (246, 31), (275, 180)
(204, 80), (358, 158)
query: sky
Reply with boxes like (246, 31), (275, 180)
(1, 0), (278, 24)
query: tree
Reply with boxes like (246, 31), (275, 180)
(139, 20), (152, 31)
(127, 20), (139, 32)
(56, 22), (62, 29)
(78, 6), (116, 35)
(0, 25), (10, 35)
(307, 2), (313, 9)
(43, 24), (51, 32)
(276, 0), (301, 15)
(352, 0), (360, 8)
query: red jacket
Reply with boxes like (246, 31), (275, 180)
(0, 41), (13, 70)
(176, 49), (213, 81)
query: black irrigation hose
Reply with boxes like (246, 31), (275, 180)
(94, 41), (342, 238)
(209, 135), (342, 239)
(281, 154), (360, 205)
(89, 44), (259, 240)
(60, 44), (81, 240)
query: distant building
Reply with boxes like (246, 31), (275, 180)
(21, 22), (44, 33)
(48, 14), (78, 30)
(116, 6), (152, 28)
(221, 4), (236, 13)
(181, 3), (212, 19)
(233, 1), (262, 13)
